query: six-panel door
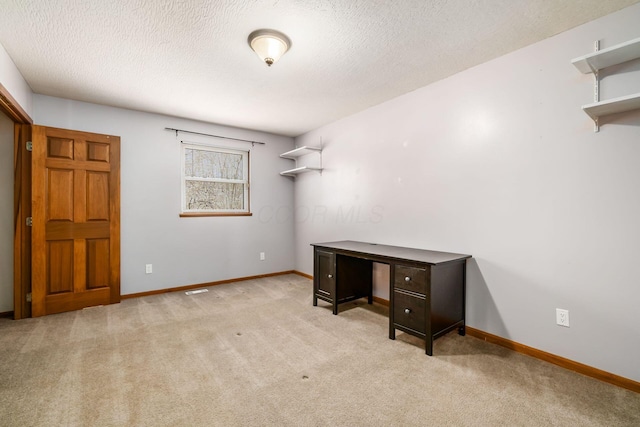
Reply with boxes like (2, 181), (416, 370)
(31, 125), (120, 317)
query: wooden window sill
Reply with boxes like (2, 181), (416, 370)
(180, 212), (253, 218)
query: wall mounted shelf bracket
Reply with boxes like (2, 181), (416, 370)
(591, 41), (601, 132)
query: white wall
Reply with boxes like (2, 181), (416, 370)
(34, 95), (296, 295)
(294, 4), (640, 382)
(0, 112), (13, 312)
(0, 42), (33, 118)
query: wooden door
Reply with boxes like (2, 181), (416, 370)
(31, 126), (120, 317)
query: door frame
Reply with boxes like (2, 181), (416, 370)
(1, 82), (33, 319)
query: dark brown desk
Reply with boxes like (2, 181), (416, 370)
(311, 240), (471, 355)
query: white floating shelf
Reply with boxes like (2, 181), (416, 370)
(280, 166), (322, 177)
(279, 146), (322, 159)
(572, 37), (640, 74)
(582, 93), (640, 121)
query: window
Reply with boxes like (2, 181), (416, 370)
(181, 144), (250, 216)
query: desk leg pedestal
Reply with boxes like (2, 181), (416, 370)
(389, 261), (467, 356)
(313, 249), (373, 315)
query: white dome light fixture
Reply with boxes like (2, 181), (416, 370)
(248, 29), (291, 67)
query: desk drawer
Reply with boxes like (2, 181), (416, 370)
(394, 265), (427, 294)
(393, 290), (426, 334)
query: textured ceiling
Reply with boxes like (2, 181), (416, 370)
(1, 0), (638, 137)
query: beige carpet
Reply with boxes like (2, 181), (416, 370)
(1, 274), (638, 426)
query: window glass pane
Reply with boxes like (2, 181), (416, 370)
(184, 148), (243, 180)
(185, 181), (244, 210)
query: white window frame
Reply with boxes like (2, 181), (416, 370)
(180, 143), (250, 216)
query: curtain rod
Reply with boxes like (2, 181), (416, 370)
(165, 127), (266, 145)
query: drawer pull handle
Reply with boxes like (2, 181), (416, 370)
(404, 308), (411, 314)
(328, 274), (333, 279)
(404, 276), (411, 282)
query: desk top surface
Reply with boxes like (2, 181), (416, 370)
(311, 240), (471, 265)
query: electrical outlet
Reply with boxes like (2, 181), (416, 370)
(260, 252), (266, 261)
(145, 264), (153, 274)
(556, 308), (569, 327)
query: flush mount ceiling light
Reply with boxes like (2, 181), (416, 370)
(248, 29), (291, 67)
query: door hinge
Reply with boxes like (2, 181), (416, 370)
(26, 293), (32, 303)
(26, 217), (33, 227)
(26, 141), (33, 151)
